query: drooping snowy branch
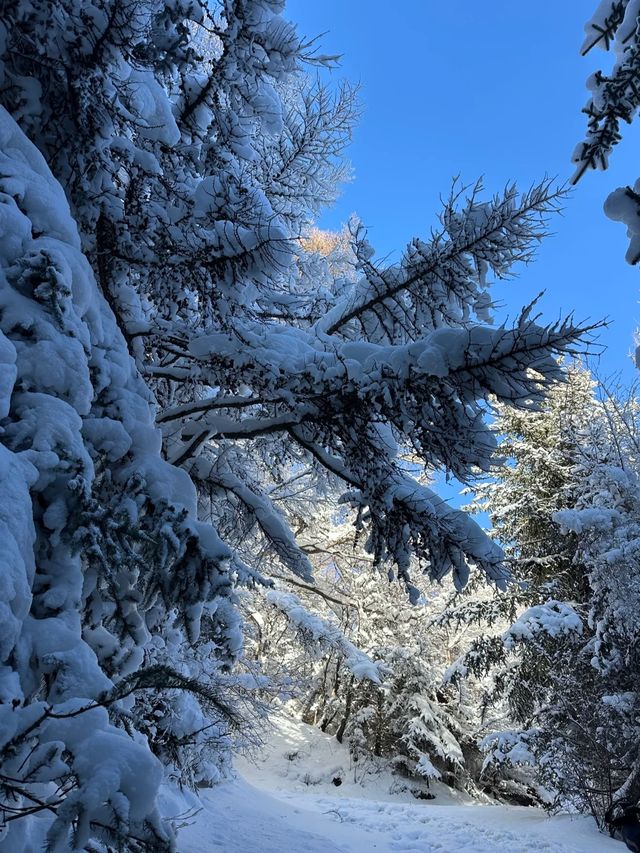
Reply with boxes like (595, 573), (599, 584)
(264, 589), (381, 682)
(574, 2), (640, 276)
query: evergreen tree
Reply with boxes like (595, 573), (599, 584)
(0, 0), (594, 599)
(0, 0), (600, 847)
(455, 368), (640, 823)
(436, 367), (593, 802)
(0, 105), (216, 852)
(552, 390), (640, 818)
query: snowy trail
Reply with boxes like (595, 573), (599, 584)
(175, 779), (348, 853)
(178, 778), (621, 853)
(177, 712), (621, 853)
(275, 792), (620, 853)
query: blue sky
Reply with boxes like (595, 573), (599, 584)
(287, 0), (640, 383)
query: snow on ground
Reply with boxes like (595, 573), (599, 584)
(176, 710), (621, 853)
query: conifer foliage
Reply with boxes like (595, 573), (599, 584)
(575, 2), (640, 268)
(455, 370), (640, 824)
(0, 0), (597, 848)
(0, 107), (211, 852)
(285, 571), (474, 791)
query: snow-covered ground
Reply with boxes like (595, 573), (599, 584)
(175, 711), (621, 853)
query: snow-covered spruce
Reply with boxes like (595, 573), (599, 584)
(0, 106), (244, 850)
(551, 406), (640, 812)
(450, 369), (640, 822)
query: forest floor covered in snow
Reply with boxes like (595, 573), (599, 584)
(175, 711), (622, 853)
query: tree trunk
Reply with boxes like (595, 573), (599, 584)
(335, 675), (355, 744)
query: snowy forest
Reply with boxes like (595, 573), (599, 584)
(0, 1), (640, 851)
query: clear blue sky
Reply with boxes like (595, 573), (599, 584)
(287, 0), (640, 383)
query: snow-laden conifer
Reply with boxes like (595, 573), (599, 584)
(0, 104), (246, 851)
(454, 369), (640, 821)
(0, 1), (602, 845)
(1, 1), (595, 599)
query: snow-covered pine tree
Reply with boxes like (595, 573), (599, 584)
(1, 0), (595, 599)
(439, 365), (597, 684)
(552, 388), (640, 819)
(443, 367), (592, 634)
(442, 366), (597, 803)
(343, 638), (472, 792)
(472, 364), (596, 599)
